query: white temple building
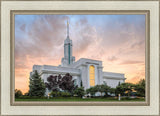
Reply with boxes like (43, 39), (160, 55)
(30, 21), (126, 95)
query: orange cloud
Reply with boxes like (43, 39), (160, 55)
(15, 15), (145, 93)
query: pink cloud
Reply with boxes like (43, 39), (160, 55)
(15, 15), (145, 93)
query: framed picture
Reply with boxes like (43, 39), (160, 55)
(0, 0), (159, 115)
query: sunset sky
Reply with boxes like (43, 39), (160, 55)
(15, 15), (145, 93)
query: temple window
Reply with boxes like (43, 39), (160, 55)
(89, 65), (95, 86)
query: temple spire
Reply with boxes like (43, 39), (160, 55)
(61, 20), (75, 66)
(67, 20), (69, 37)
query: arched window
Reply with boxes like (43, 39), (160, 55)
(89, 65), (95, 86)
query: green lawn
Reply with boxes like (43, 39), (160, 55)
(15, 97), (145, 102)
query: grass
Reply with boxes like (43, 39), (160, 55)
(15, 97), (145, 102)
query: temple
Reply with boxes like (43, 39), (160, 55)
(30, 21), (126, 95)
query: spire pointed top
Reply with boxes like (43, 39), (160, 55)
(67, 20), (69, 38)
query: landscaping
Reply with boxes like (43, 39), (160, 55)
(15, 96), (145, 102)
(15, 71), (145, 102)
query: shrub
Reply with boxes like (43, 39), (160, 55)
(61, 92), (71, 97)
(74, 87), (85, 97)
(115, 83), (134, 96)
(18, 96), (47, 99)
(86, 87), (96, 96)
(19, 96), (30, 99)
(15, 89), (23, 98)
(49, 91), (61, 97)
(86, 84), (111, 97)
(24, 91), (29, 96)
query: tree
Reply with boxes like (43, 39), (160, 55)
(29, 70), (46, 97)
(86, 87), (97, 96)
(94, 85), (102, 95)
(94, 85), (103, 96)
(115, 83), (134, 96)
(86, 84), (111, 97)
(94, 84), (111, 96)
(59, 73), (77, 94)
(101, 84), (111, 96)
(74, 87), (85, 97)
(134, 79), (145, 97)
(80, 81), (83, 87)
(45, 74), (62, 92)
(118, 81), (121, 86)
(15, 89), (23, 98)
(109, 88), (116, 95)
(24, 91), (29, 96)
(45, 73), (77, 95)
(115, 85), (124, 96)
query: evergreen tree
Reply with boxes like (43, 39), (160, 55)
(80, 81), (83, 87)
(135, 79), (145, 97)
(29, 70), (46, 97)
(118, 81), (121, 86)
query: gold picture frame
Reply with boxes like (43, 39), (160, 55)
(1, 0), (159, 115)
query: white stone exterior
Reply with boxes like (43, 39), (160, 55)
(30, 22), (126, 95)
(103, 72), (125, 88)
